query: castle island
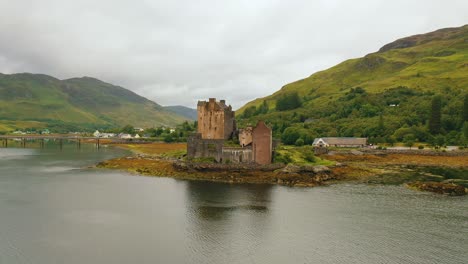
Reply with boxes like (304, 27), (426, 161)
(96, 97), (343, 187)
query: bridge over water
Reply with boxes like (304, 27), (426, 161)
(0, 135), (130, 149)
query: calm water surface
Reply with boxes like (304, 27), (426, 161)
(0, 144), (467, 264)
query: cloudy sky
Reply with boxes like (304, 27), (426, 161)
(0, 0), (467, 109)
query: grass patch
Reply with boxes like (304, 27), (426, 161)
(117, 142), (186, 156)
(275, 145), (335, 166)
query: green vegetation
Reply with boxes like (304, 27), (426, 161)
(463, 94), (468, 121)
(143, 120), (197, 142)
(242, 100), (269, 118)
(275, 92), (302, 111)
(0, 73), (187, 132)
(237, 25), (468, 146)
(274, 145), (334, 166)
(429, 95), (442, 134)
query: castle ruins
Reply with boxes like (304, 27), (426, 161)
(187, 98), (273, 165)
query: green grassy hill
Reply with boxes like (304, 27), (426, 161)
(238, 25), (468, 145)
(0, 73), (187, 132)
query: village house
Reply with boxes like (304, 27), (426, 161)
(93, 130), (117, 138)
(119, 133), (133, 139)
(187, 98), (273, 165)
(312, 137), (368, 148)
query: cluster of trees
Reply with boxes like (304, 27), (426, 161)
(275, 92), (302, 111)
(240, 92), (302, 119)
(238, 86), (468, 147)
(242, 100), (269, 118)
(112, 121), (197, 142)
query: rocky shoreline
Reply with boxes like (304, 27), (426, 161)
(405, 181), (467, 196)
(97, 155), (342, 187)
(96, 143), (468, 194)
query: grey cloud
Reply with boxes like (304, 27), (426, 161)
(0, 0), (467, 109)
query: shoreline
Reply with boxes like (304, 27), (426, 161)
(96, 143), (468, 194)
(96, 154), (342, 187)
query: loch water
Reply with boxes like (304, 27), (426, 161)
(0, 144), (467, 264)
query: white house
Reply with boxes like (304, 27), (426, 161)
(93, 130), (100, 137)
(100, 133), (116, 138)
(119, 133), (133, 139)
(313, 137), (367, 148)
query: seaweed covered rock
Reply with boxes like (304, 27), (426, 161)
(406, 181), (467, 196)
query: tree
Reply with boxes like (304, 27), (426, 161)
(429, 95), (442, 134)
(281, 127), (301, 145)
(121, 125), (134, 134)
(377, 113), (385, 136)
(386, 136), (396, 146)
(295, 138), (304, 146)
(463, 94), (468, 122)
(429, 134), (446, 148)
(403, 134), (415, 149)
(243, 106), (257, 118)
(276, 92), (302, 111)
(256, 100), (269, 115)
(163, 133), (175, 143)
(463, 121), (468, 141)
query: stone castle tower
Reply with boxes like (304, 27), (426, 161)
(197, 98), (235, 139)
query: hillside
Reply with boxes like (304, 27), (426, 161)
(238, 25), (468, 145)
(0, 73), (187, 132)
(164, 105), (197, 120)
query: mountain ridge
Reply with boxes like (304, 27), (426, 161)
(237, 24), (468, 145)
(0, 73), (187, 132)
(164, 105), (197, 120)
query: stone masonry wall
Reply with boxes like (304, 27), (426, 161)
(197, 98), (235, 140)
(187, 133), (224, 162)
(222, 147), (253, 164)
(252, 121), (272, 165)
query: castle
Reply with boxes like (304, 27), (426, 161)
(187, 98), (272, 165)
(197, 98), (236, 139)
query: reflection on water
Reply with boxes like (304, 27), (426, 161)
(184, 182), (273, 264)
(186, 181), (271, 220)
(0, 146), (467, 264)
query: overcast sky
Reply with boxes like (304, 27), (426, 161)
(0, 0), (467, 109)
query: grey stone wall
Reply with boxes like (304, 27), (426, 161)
(222, 147), (253, 164)
(187, 133), (224, 162)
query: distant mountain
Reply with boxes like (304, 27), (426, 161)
(164, 105), (197, 120)
(237, 25), (468, 144)
(0, 73), (188, 132)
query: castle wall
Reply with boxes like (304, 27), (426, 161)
(239, 127), (253, 147)
(223, 110), (235, 139)
(187, 133), (224, 162)
(222, 147), (253, 164)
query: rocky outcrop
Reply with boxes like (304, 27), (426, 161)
(406, 181), (467, 196)
(173, 161), (284, 172)
(280, 164), (331, 174)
